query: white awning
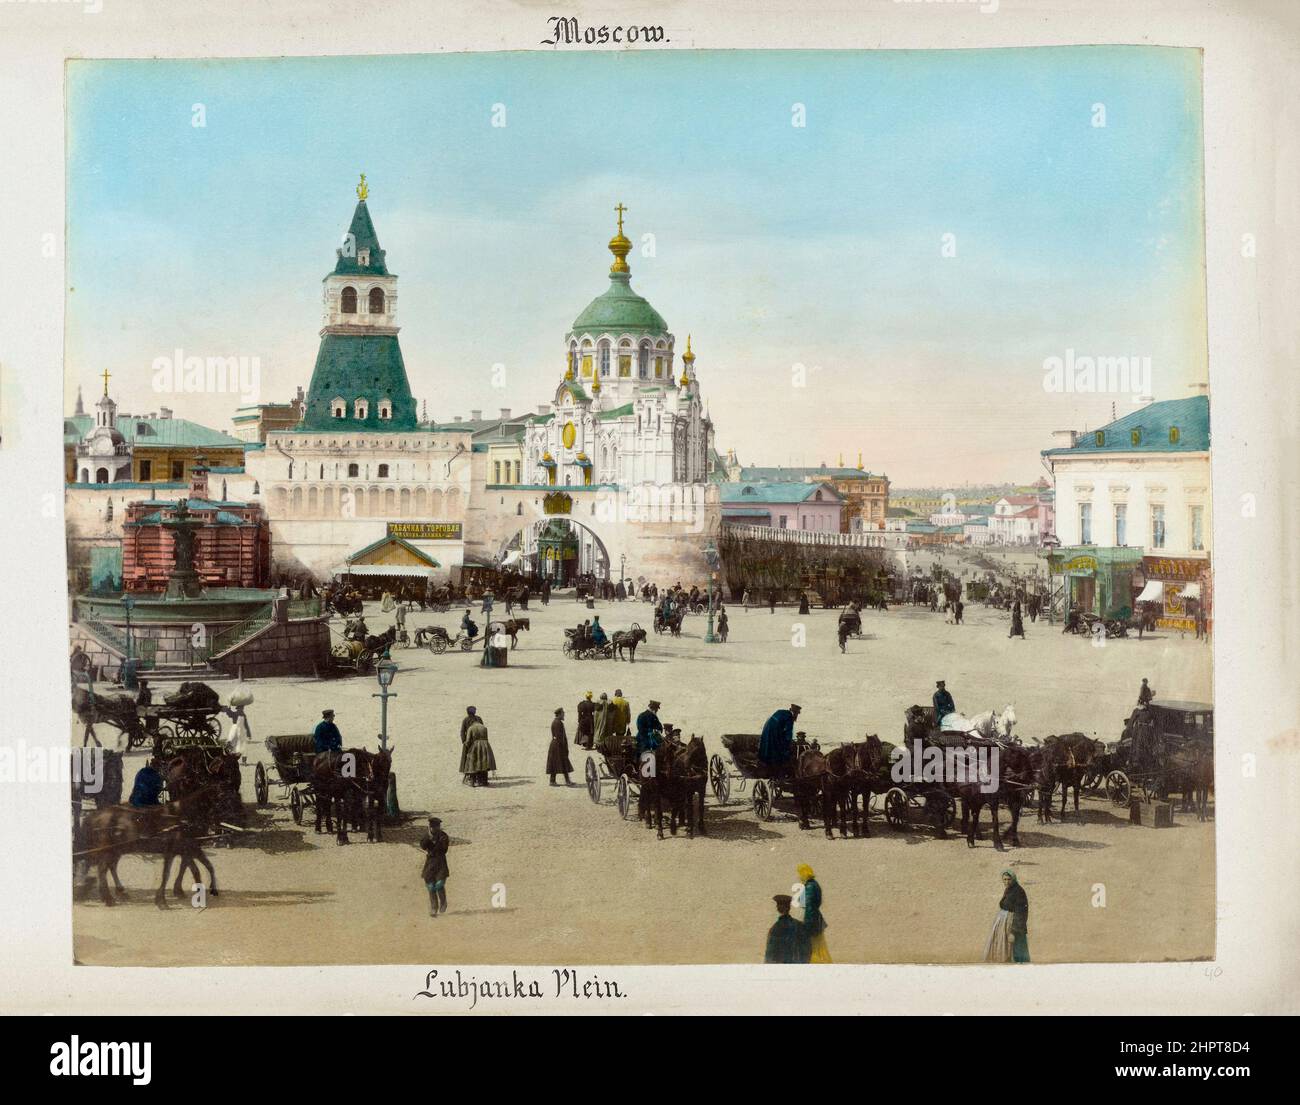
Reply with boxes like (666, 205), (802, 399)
(332, 564), (438, 578)
(1180, 582), (1201, 600)
(1136, 580), (1164, 603)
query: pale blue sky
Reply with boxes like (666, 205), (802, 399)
(66, 48), (1205, 484)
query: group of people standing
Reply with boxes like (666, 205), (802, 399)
(764, 864), (831, 963)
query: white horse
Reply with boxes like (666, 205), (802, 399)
(941, 704), (1017, 742)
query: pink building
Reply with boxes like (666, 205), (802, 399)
(719, 481), (844, 532)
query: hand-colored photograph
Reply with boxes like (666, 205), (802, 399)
(64, 48), (1213, 967)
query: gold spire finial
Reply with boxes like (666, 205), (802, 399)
(608, 202), (631, 274)
(357, 173), (369, 201)
(857, 451), (864, 471)
(838, 452), (844, 467)
(591, 367), (601, 394)
(101, 368), (111, 396)
(564, 354), (575, 382)
(682, 334), (695, 364)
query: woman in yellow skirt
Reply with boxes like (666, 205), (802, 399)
(798, 864), (832, 963)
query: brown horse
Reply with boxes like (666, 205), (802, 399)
(1167, 741), (1213, 821)
(666, 736), (709, 837)
(77, 767), (222, 908)
(637, 741), (674, 839)
(611, 627), (647, 661)
(791, 744), (831, 837)
(165, 746), (243, 833)
(824, 735), (888, 838)
(1036, 732), (1095, 821)
(954, 740), (1035, 850)
(501, 618), (530, 648)
(311, 748), (392, 844)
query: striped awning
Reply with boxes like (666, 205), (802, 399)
(332, 563), (439, 578)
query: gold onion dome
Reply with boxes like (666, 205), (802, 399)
(591, 369), (601, 393)
(608, 202), (632, 274)
(682, 334), (695, 363)
(564, 355), (575, 382)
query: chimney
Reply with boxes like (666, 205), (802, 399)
(453, 415), (462, 422)
(471, 409), (482, 421)
(500, 408), (511, 419)
(159, 406), (172, 420)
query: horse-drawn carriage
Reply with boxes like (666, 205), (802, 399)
(256, 733), (392, 843)
(1103, 700), (1214, 818)
(584, 732), (710, 837)
(716, 734), (829, 829)
(653, 607), (685, 635)
(330, 624), (397, 673)
(564, 623), (645, 661)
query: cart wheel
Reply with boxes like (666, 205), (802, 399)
(1106, 770), (1132, 807)
(290, 788), (304, 824)
(708, 754), (729, 804)
(461, 638), (474, 652)
(254, 762), (268, 805)
(884, 788), (910, 829)
(752, 778), (773, 821)
(585, 757), (601, 804)
(941, 793), (957, 829)
(616, 775), (631, 820)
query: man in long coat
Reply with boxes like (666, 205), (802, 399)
(460, 715), (496, 787)
(758, 704), (801, 767)
(764, 894), (811, 963)
(547, 707), (574, 785)
(611, 689), (631, 739)
(635, 699), (663, 755)
(420, 816), (450, 916)
(576, 692), (596, 749)
(459, 706), (479, 743)
(932, 681), (956, 728)
(592, 692), (614, 754)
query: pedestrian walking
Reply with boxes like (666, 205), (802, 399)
(459, 711), (496, 786)
(717, 607), (729, 642)
(592, 692), (613, 754)
(798, 591), (810, 615)
(769, 588), (777, 614)
(983, 869), (1030, 963)
(797, 863), (831, 963)
(576, 691), (595, 750)
(610, 689), (631, 740)
(1009, 600), (1026, 639)
(547, 707), (574, 786)
(764, 894), (811, 964)
(954, 598), (964, 625)
(420, 816), (450, 917)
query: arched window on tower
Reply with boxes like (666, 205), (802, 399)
(378, 398), (392, 421)
(341, 286), (358, 314)
(639, 343), (650, 378)
(599, 340), (611, 377)
(618, 339), (632, 377)
(331, 397), (346, 419)
(354, 398), (369, 420)
(369, 287), (385, 314)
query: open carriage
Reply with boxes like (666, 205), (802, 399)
(256, 733), (318, 823)
(715, 733), (825, 824)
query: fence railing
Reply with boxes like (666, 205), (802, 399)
(721, 522), (904, 550)
(73, 605), (130, 656)
(208, 603), (275, 658)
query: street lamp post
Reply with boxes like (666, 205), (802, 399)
(704, 541), (720, 643)
(373, 653), (398, 753)
(374, 652), (399, 817)
(122, 594), (136, 688)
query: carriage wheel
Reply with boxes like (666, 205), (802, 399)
(752, 779), (773, 822)
(616, 775), (632, 820)
(460, 638), (474, 652)
(585, 757), (601, 804)
(1105, 770), (1132, 807)
(290, 788), (304, 824)
(884, 788), (910, 829)
(428, 636), (448, 654)
(254, 762), (268, 805)
(708, 754), (730, 804)
(940, 793), (957, 829)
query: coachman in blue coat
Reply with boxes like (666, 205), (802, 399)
(129, 759), (165, 808)
(313, 709), (343, 754)
(635, 700), (663, 755)
(758, 705), (802, 766)
(932, 681), (956, 727)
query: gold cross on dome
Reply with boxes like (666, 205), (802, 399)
(614, 202), (628, 235)
(101, 367), (111, 396)
(357, 173), (369, 201)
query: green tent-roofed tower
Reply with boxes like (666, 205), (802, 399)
(300, 176), (418, 431)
